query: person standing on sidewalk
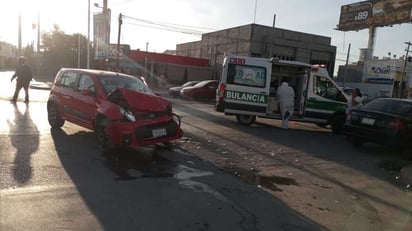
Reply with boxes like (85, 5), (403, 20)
(276, 81), (295, 129)
(10, 56), (33, 103)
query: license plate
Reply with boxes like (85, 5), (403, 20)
(361, 117), (375, 126)
(152, 128), (167, 138)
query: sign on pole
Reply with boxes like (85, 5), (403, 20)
(337, 0), (412, 31)
(93, 11), (111, 60)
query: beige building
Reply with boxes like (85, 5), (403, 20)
(177, 23), (337, 76)
(0, 42), (16, 69)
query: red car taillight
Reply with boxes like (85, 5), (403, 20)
(218, 83), (226, 101)
(219, 83), (226, 91)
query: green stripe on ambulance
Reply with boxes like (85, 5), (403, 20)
(225, 90), (268, 104)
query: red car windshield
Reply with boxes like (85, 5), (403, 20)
(98, 74), (154, 95)
(194, 81), (213, 87)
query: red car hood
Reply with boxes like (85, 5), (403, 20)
(112, 88), (170, 112)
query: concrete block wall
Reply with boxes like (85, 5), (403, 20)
(176, 23), (337, 75)
(165, 64), (214, 84)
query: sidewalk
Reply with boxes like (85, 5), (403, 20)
(30, 80), (52, 90)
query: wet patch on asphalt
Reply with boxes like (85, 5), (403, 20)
(101, 146), (216, 182)
(223, 166), (299, 192)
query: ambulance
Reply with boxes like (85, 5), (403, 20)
(216, 54), (348, 133)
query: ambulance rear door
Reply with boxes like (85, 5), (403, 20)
(222, 56), (271, 116)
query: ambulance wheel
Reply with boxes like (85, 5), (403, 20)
(236, 115), (256, 125)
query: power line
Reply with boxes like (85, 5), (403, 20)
(124, 21), (203, 36)
(121, 14), (214, 35)
(123, 14), (216, 31)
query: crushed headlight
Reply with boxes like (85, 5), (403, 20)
(119, 106), (136, 122)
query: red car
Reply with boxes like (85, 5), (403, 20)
(180, 80), (219, 100)
(47, 68), (183, 149)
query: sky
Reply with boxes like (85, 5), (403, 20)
(1, 0), (411, 73)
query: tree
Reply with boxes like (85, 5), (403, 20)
(41, 25), (89, 74)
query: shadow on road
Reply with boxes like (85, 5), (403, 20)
(102, 146), (177, 181)
(49, 125), (326, 230)
(7, 103), (39, 184)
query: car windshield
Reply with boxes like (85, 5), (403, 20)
(182, 81), (198, 87)
(362, 98), (412, 117)
(98, 74), (154, 95)
(194, 81), (210, 87)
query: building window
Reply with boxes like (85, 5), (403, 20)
(272, 55), (295, 61)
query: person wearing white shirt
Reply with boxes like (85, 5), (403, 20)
(346, 88), (363, 114)
(276, 82), (295, 129)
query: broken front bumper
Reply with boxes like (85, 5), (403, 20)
(106, 113), (183, 147)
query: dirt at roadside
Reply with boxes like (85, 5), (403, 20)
(173, 133), (412, 231)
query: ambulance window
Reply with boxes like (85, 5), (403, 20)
(314, 75), (345, 102)
(227, 64), (266, 88)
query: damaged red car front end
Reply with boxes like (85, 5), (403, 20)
(47, 68), (183, 150)
(101, 88), (183, 148)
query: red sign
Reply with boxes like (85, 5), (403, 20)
(229, 58), (246, 65)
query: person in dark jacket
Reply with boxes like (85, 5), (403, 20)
(10, 56), (33, 103)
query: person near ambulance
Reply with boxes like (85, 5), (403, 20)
(276, 81), (295, 129)
(345, 88), (363, 114)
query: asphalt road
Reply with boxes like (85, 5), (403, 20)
(0, 71), (411, 230)
(0, 72), (324, 230)
(167, 96), (412, 231)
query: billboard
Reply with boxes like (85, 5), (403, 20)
(93, 11), (111, 60)
(337, 0), (412, 31)
(108, 44), (130, 59)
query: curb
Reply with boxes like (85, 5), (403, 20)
(30, 82), (52, 90)
(400, 165), (412, 188)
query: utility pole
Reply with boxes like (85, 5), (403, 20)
(18, 13), (22, 56)
(401, 41), (411, 98)
(37, 12), (41, 78)
(117, 13), (122, 70)
(87, 0), (90, 69)
(78, 34), (81, 68)
(268, 13), (276, 58)
(103, 0), (108, 12)
(253, 0), (258, 24)
(343, 43), (351, 87)
(37, 12), (40, 53)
